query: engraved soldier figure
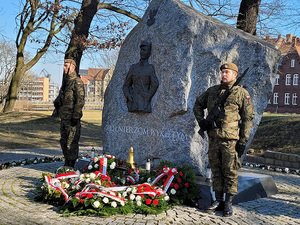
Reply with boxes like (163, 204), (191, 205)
(123, 40), (159, 113)
(193, 63), (254, 217)
(54, 58), (85, 168)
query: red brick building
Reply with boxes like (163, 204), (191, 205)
(265, 34), (300, 113)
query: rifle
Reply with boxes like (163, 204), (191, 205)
(198, 67), (250, 138)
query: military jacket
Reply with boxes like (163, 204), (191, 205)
(57, 71), (85, 120)
(193, 79), (254, 145)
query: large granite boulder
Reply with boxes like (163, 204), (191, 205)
(102, 0), (280, 175)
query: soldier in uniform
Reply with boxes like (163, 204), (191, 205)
(193, 63), (254, 217)
(54, 58), (85, 168)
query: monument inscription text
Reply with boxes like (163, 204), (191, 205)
(105, 125), (189, 142)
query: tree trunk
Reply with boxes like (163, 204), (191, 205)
(3, 63), (26, 112)
(237, 0), (261, 35)
(65, 0), (100, 72)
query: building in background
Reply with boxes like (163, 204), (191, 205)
(265, 34), (300, 113)
(80, 67), (114, 109)
(18, 77), (55, 102)
(1, 67), (114, 111)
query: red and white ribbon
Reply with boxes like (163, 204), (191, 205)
(44, 175), (69, 202)
(126, 168), (140, 184)
(79, 184), (126, 204)
(151, 168), (177, 193)
(55, 172), (79, 180)
(104, 154), (115, 159)
(99, 157), (107, 175)
(127, 175), (135, 184)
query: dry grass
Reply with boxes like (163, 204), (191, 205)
(250, 112), (300, 155)
(0, 110), (102, 150)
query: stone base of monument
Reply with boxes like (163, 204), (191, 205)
(74, 158), (91, 170)
(196, 171), (278, 209)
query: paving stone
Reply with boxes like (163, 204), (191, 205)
(281, 154), (289, 161)
(0, 152), (300, 225)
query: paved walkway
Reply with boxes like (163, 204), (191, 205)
(0, 149), (299, 225)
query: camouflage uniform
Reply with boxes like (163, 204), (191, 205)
(193, 79), (254, 195)
(54, 71), (85, 164)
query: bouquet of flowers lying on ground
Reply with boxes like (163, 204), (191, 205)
(35, 155), (199, 216)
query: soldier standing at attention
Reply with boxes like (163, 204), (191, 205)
(193, 63), (254, 217)
(54, 58), (85, 168)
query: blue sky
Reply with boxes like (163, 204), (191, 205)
(1, 0), (299, 85)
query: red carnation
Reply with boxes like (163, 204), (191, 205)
(174, 184), (179, 190)
(177, 178), (182, 183)
(128, 169), (132, 174)
(144, 187), (151, 192)
(170, 183), (174, 187)
(87, 194), (93, 198)
(79, 199), (83, 204)
(152, 199), (159, 205)
(140, 194), (144, 198)
(180, 171), (183, 176)
(145, 199), (152, 205)
(185, 183), (190, 188)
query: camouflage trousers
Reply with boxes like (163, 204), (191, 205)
(208, 137), (241, 195)
(60, 119), (81, 161)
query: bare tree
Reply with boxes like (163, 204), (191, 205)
(0, 40), (16, 108)
(187, 0), (290, 36)
(2, 0), (145, 112)
(3, 0), (77, 112)
(237, 0), (261, 35)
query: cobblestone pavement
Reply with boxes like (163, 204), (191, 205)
(0, 149), (299, 224)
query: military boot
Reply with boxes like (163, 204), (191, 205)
(223, 193), (234, 217)
(205, 191), (223, 214)
(64, 159), (70, 167)
(69, 159), (77, 168)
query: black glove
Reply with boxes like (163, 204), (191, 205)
(199, 119), (209, 131)
(71, 119), (79, 127)
(236, 143), (246, 158)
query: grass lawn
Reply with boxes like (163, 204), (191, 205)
(0, 110), (102, 150)
(250, 112), (300, 155)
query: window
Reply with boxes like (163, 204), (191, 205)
(275, 74), (280, 85)
(292, 93), (297, 105)
(286, 74), (291, 85)
(273, 93), (278, 104)
(285, 93), (290, 105)
(293, 74), (299, 85)
(291, 59), (295, 67)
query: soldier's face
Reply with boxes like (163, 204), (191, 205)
(63, 62), (75, 74)
(140, 45), (151, 59)
(221, 69), (237, 83)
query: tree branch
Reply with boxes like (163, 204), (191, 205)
(97, 3), (141, 22)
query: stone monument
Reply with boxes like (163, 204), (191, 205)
(102, 0), (280, 175)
